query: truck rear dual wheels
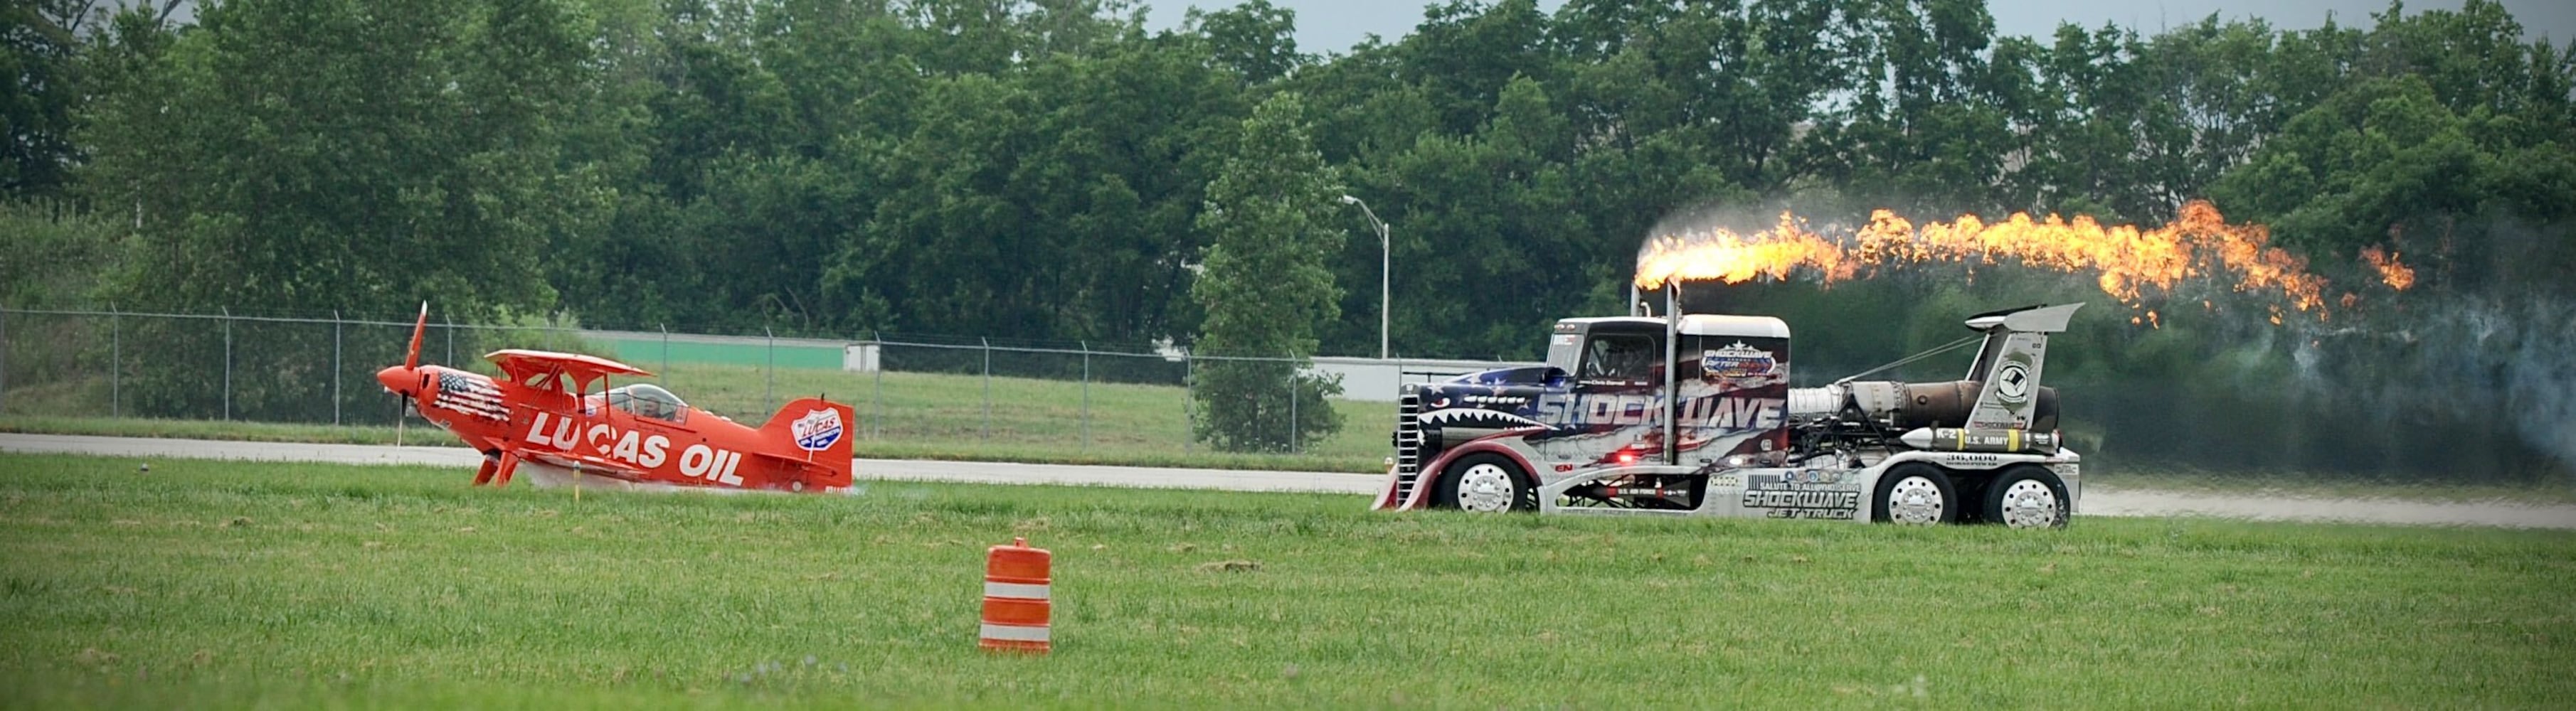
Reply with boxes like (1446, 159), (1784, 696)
(1436, 453), (1536, 513)
(1983, 466), (2069, 529)
(1873, 463), (2069, 528)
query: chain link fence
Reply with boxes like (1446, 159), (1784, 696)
(0, 309), (1520, 461)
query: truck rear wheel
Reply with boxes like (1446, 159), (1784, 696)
(1436, 453), (1534, 513)
(1983, 466), (2069, 529)
(1871, 463), (1957, 525)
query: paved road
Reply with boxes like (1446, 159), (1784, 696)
(5, 433), (2571, 530)
(0, 434), (1386, 494)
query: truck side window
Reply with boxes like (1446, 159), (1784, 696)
(1582, 335), (1656, 381)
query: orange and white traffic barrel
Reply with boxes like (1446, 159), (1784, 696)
(980, 536), (1051, 653)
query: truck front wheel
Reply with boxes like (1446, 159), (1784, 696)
(1872, 463), (1957, 525)
(1437, 453), (1535, 513)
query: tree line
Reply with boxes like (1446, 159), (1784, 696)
(4, 0), (2572, 471)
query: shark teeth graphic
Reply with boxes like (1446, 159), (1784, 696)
(1418, 408), (1549, 429)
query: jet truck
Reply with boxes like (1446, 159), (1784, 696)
(1372, 301), (2084, 528)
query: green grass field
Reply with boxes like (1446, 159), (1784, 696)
(3, 453), (2572, 708)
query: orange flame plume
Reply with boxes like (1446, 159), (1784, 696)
(2359, 246), (2416, 291)
(1633, 201), (2408, 319)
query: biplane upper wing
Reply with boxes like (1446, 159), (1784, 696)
(485, 348), (654, 388)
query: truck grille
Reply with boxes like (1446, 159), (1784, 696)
(1394, 391), (1424, 503)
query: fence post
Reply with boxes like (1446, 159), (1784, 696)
(1288, 358), (1298, 454)
(444, 318), (455, 365)
(110, 306), (120, 418)
(0, 307), (9, 416)
(221, 307), (232, 421)
(332, 310), (343, 426)
(1183, 353), (1194, 453)
(765, 326), (776, 414)
(659, 324), (669, 385)
(871, 331), (883, 441)
(1080, 341), (1091, 451)
(980, 337), (991, 442)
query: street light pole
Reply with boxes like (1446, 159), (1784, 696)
(1340, 194), (1391, 359)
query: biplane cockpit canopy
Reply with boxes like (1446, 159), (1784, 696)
(605, 383), (687, 422)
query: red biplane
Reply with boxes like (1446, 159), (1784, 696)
(374, 305), (856, 493)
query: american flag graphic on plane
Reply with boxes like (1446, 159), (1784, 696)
(435, 371), (509, 421)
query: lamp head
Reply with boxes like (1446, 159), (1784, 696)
(1340, 195), (1359, 205)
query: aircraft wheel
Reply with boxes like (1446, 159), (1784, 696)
(1983, 466), (2070, 529)
(1436, 453), (1534, 513)
(1872, 463), (1957, 525)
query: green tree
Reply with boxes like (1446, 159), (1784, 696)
(1352, 75), (1592, 360)
(823, 26), (1244, 343)
(822, 73), (1033, 336)
(0, 0), (107, 198)
(532, 0), (689, 328)
(1811, 0), (2021, 214)
(83, 0), (590, 321)
(2215, 74), (2576, 292)
(77, 0), (592, 420)
(1189, 0), (1300, 85)
(0, 202), (122, 306)
(1191, 92), (1344, 452)
(635, 0), (793, 204)
(997, 38), (1244, 342)
(1403, 0), (1553, 137)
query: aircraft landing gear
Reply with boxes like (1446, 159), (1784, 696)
(472, 451), (501, 486)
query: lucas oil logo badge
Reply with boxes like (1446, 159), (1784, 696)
(791, 409), (844, 451)
(1701, 342), (1777, 381)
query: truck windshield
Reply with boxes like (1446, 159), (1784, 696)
(1546, 333), (1582, 373)
(1581, 334), (1658, 380)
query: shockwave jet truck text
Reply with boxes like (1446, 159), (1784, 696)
(1374, 301), (2084, 528)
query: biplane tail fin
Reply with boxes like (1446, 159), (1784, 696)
(762, 397), (857, 485)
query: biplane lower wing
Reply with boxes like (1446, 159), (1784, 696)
(519, 449), (653, 483)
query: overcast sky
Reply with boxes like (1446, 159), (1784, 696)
(1140, 0), (2575, 56)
